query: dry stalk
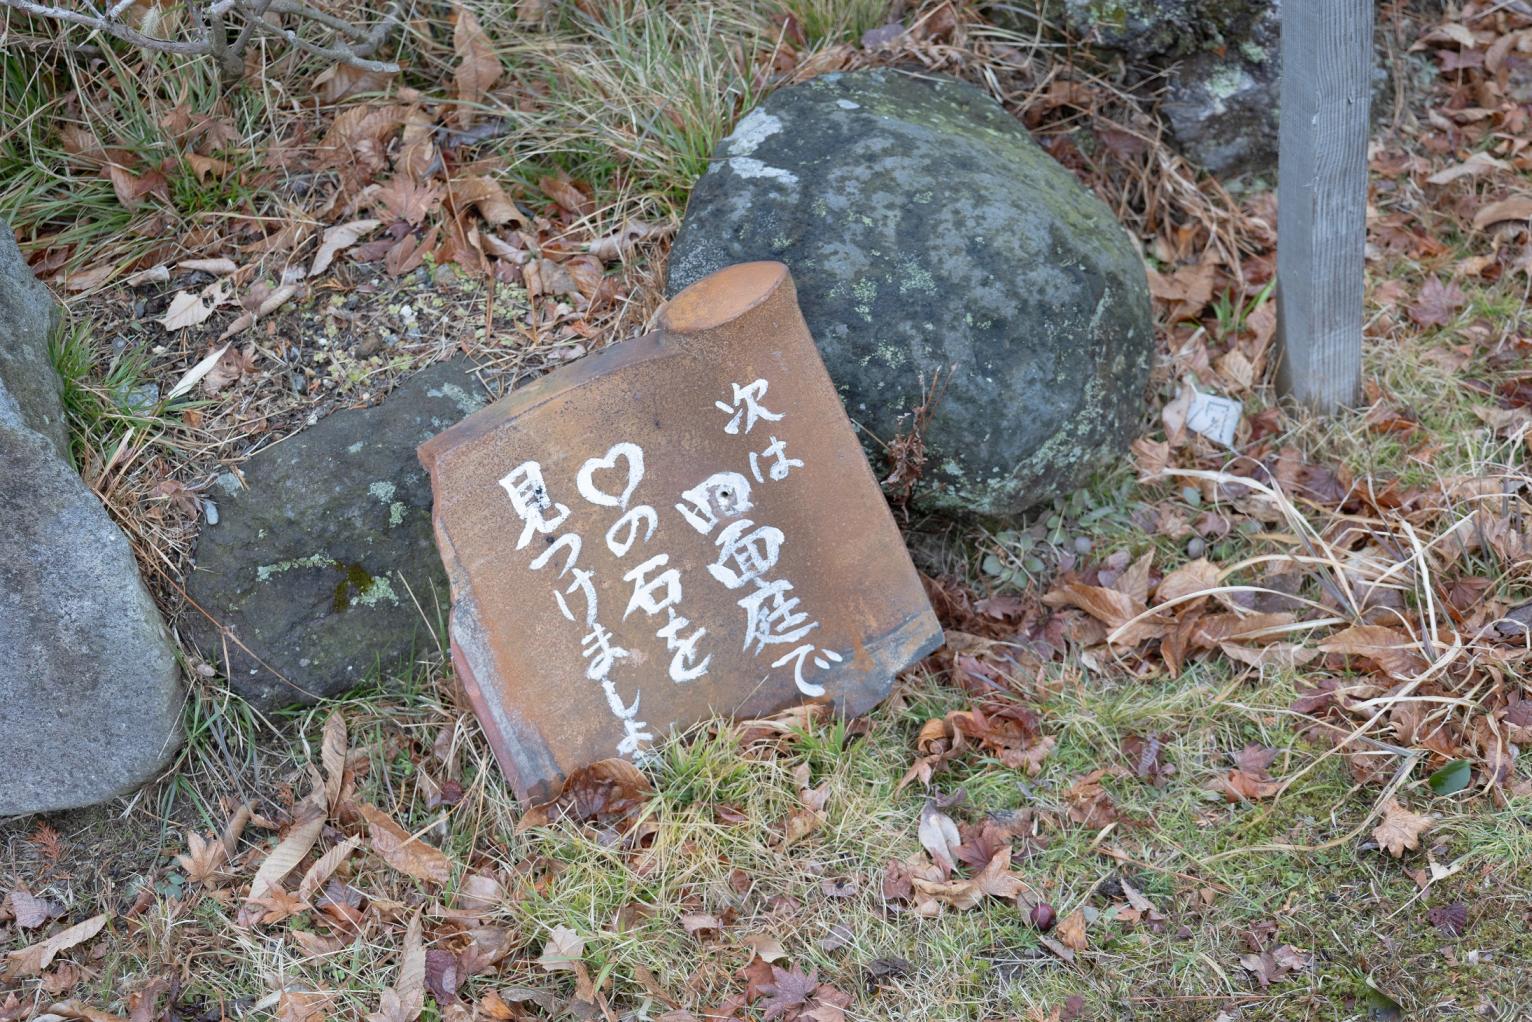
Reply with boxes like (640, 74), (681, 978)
(1, 0), (403, 79)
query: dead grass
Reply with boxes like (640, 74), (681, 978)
(3, 1), (1532, 1020)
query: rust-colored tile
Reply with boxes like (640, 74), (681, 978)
(419, 262), (942, 801)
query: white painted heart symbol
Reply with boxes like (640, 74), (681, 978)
(576, 442), (645, 511)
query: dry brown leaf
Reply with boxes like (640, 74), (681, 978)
(176, 257), (237, 275)
(310, 219), (381, 276)
(41, 1001), (130, 1022)
(917, 799), (962, 877)
(745, 934), (787, 962)
(201, 342), (255, 395)
(373, 176), (442, 226)
(104, 162), (168, 210)
(971, 847), (1029, 900)
(385, 228), (438, 278)
(218, 282), (300, 341)
(537, 925), (585, 972)
(452, 176), (521, 226)
(1372, 800), (1432, 858)
(124, 265), (170, 286)
(8, 890), (58, 929)
(290, 928), (349, 959)
(175, 830), (227, 886)
(1474, 194), (1532, 231)
(182, 154), (231, 184)
(1156, 558), (1220, 605)
(366, 911), (425, 1022)
(159, 279), (231, 331)
(909, 872), (983, 912)
(1045, 582), (1142, 629)
(248, 886), (309, 926)
(1219, 641), (1319, 669)
(1001, 733), (1055, 775)
(358, 803), (452, 886)
(1045, 581), (1162, 645)
(1428, 151), (1510, 185)
(447, 871), (504, 922)
(517, 758), (652, 832)
(1055, 908), (1087, 951)
(587, 220), (669, 262)
(1319, 625), (1429, 680)
(680, 912), (721, 936)
(452, 7), (501, 125)
(221, 801), (253, 862)
(1120, 878), (1158, 916)
(538, 173), (588, 215)
(319, 103), (407, 158)
(1131, 436), (1169, 479)
(1114, 549), (1155, 605)
(5, 913), (108, 980)
(313, 62), (397, 103)
(1147, 260), (1216, 314)
(297, 836), (361, 905)
(1162, 382), (1194, 446)
(278, 989), (335, 1022)
(1191, 610), (1291, 645)
(56, 263), (114, 292)
(1212, 769), (1281, 802)
(321, 710), (347, 813)
(1064, 768), (1123, 828)
(245, 799), (325, 908)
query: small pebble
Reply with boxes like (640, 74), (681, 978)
(1187, 536), (1206, 558)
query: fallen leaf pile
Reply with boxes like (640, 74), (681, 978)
(144, 711), (533, 1020)
(899, 704), (1055, 789)
(880, 799), (1034, 919)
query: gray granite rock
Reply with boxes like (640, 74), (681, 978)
(0, 423), (184, 816)
(184, 362), (487, 708)
(0, 225), (68, 459)
(666, 69), (1153, 516)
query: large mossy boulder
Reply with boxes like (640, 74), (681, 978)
(1, 227), (183, 816)
(666, 69), (1153, 516)
(184, 362), (486, 709)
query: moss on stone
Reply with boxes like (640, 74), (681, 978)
(330, 562), (398, 611)
(256, 553), (337, 583)
(351, 574), (398, 609)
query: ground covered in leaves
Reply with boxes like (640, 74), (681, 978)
(2, 1), (1532, 1020)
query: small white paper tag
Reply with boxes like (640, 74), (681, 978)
(1186, 390), (1242, 448)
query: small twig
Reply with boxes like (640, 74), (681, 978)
(1, 0), (209, 54)
(225, 0), (274, 66)
(0, 0), (403, 73)
(247, 12), (400, 72)
(267, 0), (370, 42)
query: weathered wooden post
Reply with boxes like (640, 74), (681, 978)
(1276, 0), (1373, 413)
